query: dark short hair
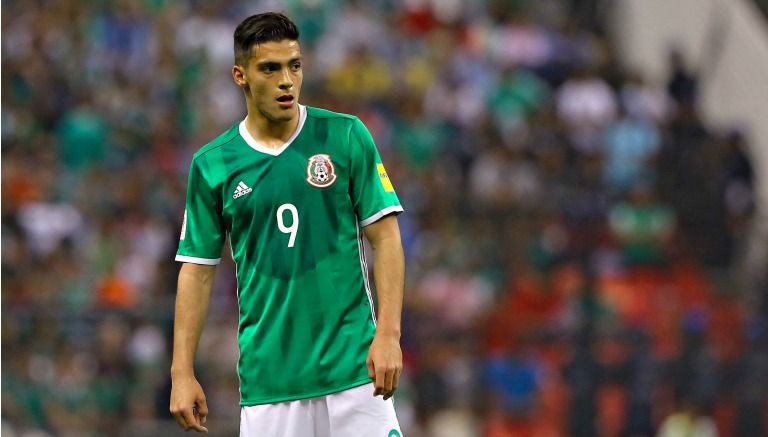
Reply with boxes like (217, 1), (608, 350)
(234, 12), (300, 65)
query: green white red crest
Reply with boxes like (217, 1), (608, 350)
(306, 154), (336, 188)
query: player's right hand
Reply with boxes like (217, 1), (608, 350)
(170, 373), (209, 432)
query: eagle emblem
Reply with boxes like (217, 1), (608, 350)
(306, 154), (337, 188)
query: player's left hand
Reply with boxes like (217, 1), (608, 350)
(366, 331), (402, 400)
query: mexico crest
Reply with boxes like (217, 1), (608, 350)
(306, 154), (337, 188)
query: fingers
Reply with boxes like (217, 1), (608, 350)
(383, 367), (402, 400)
(171, 407), (188, 430)
(196, 395), (209, 424)
(170, 404), (208, 432)
(374, 364), (386, 396)
(383, 364), (394, 395)
(372, 362), (402, 399)
(170, 377), (209, 432)
(181, 407), (208, 432)
(366, 355), (375, 381)
(367, 339), (403, 400)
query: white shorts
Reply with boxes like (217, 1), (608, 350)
(240, 383), (402, 437)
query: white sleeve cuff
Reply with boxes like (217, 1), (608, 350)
(175, 255), (221, 265)
(359, 205), (404, 227)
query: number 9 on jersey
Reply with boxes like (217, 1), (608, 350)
(276, 203), (299, 248)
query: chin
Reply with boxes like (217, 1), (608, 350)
(264, 106), (297, 122)
(271, 113), (295, 123)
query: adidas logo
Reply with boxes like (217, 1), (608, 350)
(233, 181), (253, 199)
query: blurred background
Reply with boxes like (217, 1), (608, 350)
(3, 0), (768, 436)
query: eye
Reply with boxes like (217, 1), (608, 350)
(291, 62), (302, 71)
(260, 64), (280, 73)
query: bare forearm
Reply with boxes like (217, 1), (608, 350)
(363, 216), (405, 399)
(365, 217), (405, 337)
(171, 263), (216, 377)
(372, 238), (404, 335)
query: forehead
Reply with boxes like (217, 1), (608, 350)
(249, 39), (301, 63)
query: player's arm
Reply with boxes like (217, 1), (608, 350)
(363, 214), (405, 400)
(170, 262), (216, 433)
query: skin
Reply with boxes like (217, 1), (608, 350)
(363, 215), (405, 400)
(169, 38), (405, 432)
(232, 39), (303, 148)
(169, 263), (214, 432)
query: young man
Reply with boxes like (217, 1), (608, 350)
(169, 12), (405, 436)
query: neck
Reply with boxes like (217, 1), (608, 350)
(244, 106), (300, 148)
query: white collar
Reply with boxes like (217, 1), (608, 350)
(239, 105), (307, 156)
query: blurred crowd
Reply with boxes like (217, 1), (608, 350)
(2, 0), (767, 436)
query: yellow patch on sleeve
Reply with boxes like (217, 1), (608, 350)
(377, 163), (394, 192)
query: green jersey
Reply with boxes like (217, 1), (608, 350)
(176, 105), (403, 405)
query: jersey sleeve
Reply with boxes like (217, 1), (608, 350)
(176, 157), (225, 265)
(349, 117), (404, 227)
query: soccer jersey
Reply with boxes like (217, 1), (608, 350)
(176, 105), (403, 405)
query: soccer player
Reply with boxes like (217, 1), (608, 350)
(169, 12), (405, 436)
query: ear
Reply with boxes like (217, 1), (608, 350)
(232, 65), (247, 88)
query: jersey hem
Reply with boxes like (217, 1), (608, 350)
(175, 254), (221, 265)
(239, 378), (372, 406)
(359, 205), (404, 227)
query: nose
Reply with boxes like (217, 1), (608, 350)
(278, 68), (293, 90)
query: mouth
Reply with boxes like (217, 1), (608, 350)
(276, 95), (295, 108)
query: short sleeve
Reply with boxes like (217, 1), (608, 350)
(176, 158), (225, 264)
(348, 118), (404, 227)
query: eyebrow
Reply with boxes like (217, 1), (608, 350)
(256, 57), (302, 68)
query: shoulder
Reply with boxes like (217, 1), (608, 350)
(192, 122), (241, 161)
(306, 105), (358, 122)
(305, 106), (372, 144)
